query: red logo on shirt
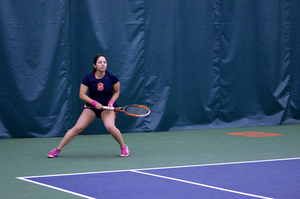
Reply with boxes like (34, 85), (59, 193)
(97, 82), (104, 91)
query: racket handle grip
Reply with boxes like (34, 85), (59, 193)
(103, 106), (114, 110)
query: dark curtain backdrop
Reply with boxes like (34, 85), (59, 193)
(0, 0), (299, 138)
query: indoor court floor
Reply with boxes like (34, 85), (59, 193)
(1, 124), (300, 198)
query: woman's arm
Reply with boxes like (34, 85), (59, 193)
(109, 82), (120, 107)
(79, 83), (103, 109)
(79, 83), (94, 105)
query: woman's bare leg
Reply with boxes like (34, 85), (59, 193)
(101, 110), (125, 147)
(57, 109), (96, 150)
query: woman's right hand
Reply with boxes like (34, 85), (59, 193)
(95, 103), (103, 110)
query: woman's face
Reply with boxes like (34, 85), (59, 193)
(94, 56), (107, 72)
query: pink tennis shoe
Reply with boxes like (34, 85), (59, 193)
(120, 145), (130, 157)
(47, 148), (60, 158)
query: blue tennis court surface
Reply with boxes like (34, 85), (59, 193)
(17, 158), (300, 199)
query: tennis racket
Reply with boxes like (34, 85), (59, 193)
(103, 104), (150, 117)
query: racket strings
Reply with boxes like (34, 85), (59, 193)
(123, 106), (149, 115)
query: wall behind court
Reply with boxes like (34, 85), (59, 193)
(0, 0), (299, 138)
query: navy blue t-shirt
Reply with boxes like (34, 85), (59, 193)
(81, 71), (119, 107)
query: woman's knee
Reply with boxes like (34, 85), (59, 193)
(72, 125), (85, 134)
(105, 124), (117, 133)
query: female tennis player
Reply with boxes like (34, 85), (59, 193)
(48, 54), (129, 158)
